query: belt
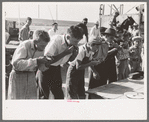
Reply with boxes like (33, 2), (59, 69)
(120, 58), (128, 61)
(131, 58), (139, 62)
(13, 69), (34, 74)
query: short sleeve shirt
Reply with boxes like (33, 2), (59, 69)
(44, 35), (72, 66)
(70, 44), (93, 67)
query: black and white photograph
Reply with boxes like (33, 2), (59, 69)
(2, 2), (147, 120)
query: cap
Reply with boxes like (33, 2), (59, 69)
(132, 23), (138, 27)
(95, 21), (99, 25)
(102, 28), (118, 37)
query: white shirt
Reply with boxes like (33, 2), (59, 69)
(89, 26), (100, 37)
(48, 28), (57, 37)
(44, 35), (72, 66)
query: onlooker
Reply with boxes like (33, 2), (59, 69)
(66, 36), (103, 99)
(48, 22), (58, 37)
(131, 23), (139, 37)
(102, 28), (120, 84)
(37, 25), (83, 99)
(5, 28), (10, 44)
(7, 30), (50, 99)
(89, 21), (100, 38)
(77, 18), (88, 43)
(129, 36), (142, 73)
(18, 17), (32, 42)
(116, 32), (130, 80)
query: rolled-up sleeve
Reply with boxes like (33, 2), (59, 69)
(12, 43), (37, 71)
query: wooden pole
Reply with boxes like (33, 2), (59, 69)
(18, 4), (20, 30)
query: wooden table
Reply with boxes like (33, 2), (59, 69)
(86, 78), (144, 99)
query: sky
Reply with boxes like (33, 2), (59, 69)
(3, 2), (144, 22)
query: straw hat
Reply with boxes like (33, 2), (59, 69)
(132, 36), (142, 41)
(102, 28), (118, 37)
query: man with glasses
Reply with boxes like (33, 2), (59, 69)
(7, 30), (50, 99)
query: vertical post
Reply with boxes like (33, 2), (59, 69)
(18, 4), (20, 29)
(121, 4), (124, 14)
(139, 4), (141, 36)
(110, 4), (112, 15)
(56, 4), (58, 22)
(38, 4), (40, 18)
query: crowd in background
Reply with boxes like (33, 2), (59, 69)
(5, 12), (144, 99)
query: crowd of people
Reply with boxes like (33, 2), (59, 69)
(6, 14), (144, 100)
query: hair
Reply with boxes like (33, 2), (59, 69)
(83, 18), (88, 21)
(67, 25), (83, 40)
(52, 22), (58, 26)
(33, 30), (50, 42)
(26, 17), (32, 21)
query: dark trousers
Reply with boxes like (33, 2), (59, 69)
(66, 66), (86, 99)
(105, 57), (117, 84)
(88, 62), (107, 90)
(36, 65), (64, 99)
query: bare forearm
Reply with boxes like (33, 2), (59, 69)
(76, 62), (92, 70)
(90, 66), (98, 73)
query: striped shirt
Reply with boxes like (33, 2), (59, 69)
(116, 48), (129, 61)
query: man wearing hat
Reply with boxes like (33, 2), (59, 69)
(77, 18), (89, 43)
(131, 23), (139, 37)
(102, 28), (121, 83)
(48, 22), (58, 37)
(89, 21), (100, 38)
(116, 31), (131, 80)
(129, 36), (143, 73)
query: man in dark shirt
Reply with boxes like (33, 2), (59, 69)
(77, 18), (88, 42)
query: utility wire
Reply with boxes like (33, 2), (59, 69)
(124, 5), (138, 14)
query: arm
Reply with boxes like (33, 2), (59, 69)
(76, 60), (93, 70)
(89, 65), (100, 80)
(85, 27), (88, 42)
(89, 27), (94, 37)
(45, 46), (74, 67)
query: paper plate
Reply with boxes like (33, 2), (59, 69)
(124, 92), (144, 99)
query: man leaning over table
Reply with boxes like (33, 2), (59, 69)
(7, 30), (50, 99)
(36, 25), (84, 99)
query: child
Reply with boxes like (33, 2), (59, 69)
(129, 36), (142, 73)
(66, 36), (102, 99)
(116, 32), (130, 80)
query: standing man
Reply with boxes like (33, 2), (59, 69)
(77, 18), (88, 43)
(48, 22), (58, 37)
(8, 30), (50, 99)
(18, 17), (32, 42)
(37, 25), (83, 99)
(89, 21), (100, 38)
